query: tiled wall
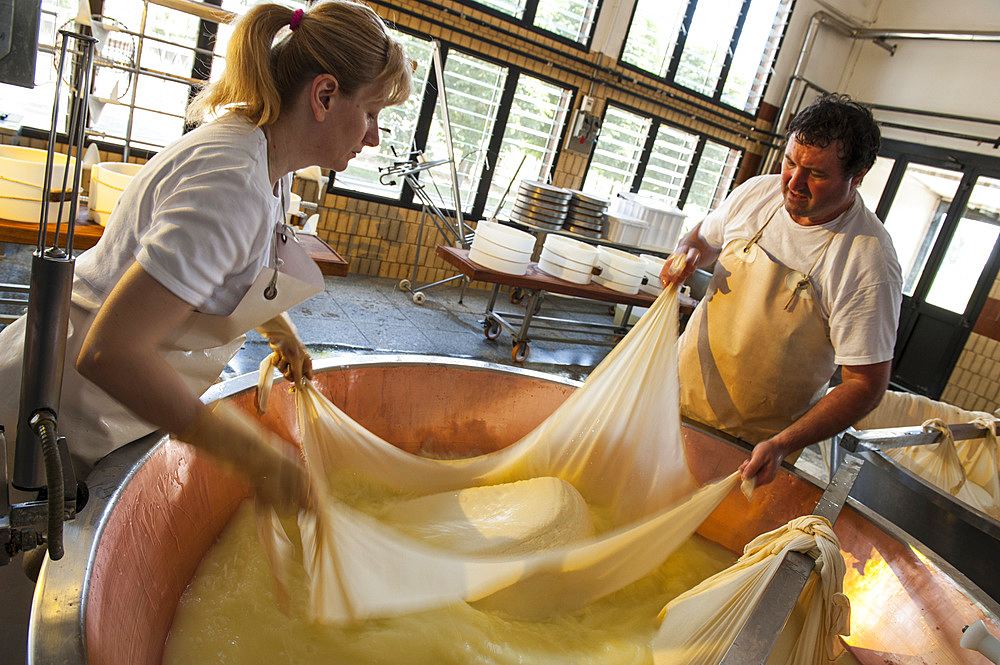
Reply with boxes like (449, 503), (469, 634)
(941, 278), (1000, 413)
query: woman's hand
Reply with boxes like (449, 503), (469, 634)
(256, 312), (313, 382)
(181, 401), (315, 516)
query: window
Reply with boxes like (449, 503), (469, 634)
(882, 164), (961, 296)
(636, 124), (698, 205)
(582, 105), (650, 198)
(683, 139), (742, 221)
(534, 0), (600, 43)
(89, 0), (206, 150)
(334, 43), (571, 223)
(582, 104), (742, 218)
(0, 0), (80, 134)
(925, 178), (1000, 314)
(486, 74), (572, 218)
(334, 32), (435, 198)
(464, 0), (600, 46)
(621, 0), (793, 114)
(857, 155), (894, 211)
(422, 52), (508, 214)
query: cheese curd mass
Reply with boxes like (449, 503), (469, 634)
(163, 499), (736, 665)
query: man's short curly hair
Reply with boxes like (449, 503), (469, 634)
(786, 93), (880, 179)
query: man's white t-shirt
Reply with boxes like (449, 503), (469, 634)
(75, 113), (291, 316)
(698, 174), (902, 366)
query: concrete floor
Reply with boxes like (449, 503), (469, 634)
(0, 241), (829, 662)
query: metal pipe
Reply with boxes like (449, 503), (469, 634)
(123, 1), (150, 161)
(764, 11), (855, 173)
(766, 11), (1000, 173)
(33, 412), (65, 560)
(856, 28), (1000, 42)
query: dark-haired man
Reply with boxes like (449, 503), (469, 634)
(661, 94), (902, 486)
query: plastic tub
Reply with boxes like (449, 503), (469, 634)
(612, 193), (686, 252)
(469, 246), (530, 275)
(604, 214), (647, 246)
(597, 246), (647, 278)
(474, 220), (536, 253)
(0, 145), (77, 223)
(89, 162), (144, 225)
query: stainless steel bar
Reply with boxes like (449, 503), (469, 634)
(835, 433), (1000, 603)
(719, 550), (817, 665)
(719, 453), (865, 665)
(148, 0), (235, 24)
(123, 1), (150, 161)
(839, 421), (995, 453)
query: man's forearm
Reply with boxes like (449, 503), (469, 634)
(769, 361), (891, 458)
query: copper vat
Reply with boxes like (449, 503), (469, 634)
(28, 356), (1000, 664)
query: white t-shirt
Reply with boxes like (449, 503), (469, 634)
(75, 114), (291, 316)
(699, 174), (902, 366)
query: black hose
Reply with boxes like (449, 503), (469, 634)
(34, 416), (64, 561)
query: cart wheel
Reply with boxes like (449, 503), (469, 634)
(399, 279), (411, 290)
(484, 320), (502, 340)
(412, 291), (426, 305)
(510, 288), (524, 304)
(512, 342), (529, 362)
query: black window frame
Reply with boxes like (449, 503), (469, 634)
(328, 35), (576, 222)
(451, 0), (602, 52)
(617, 0), (797, 119)
(582, 100), (745, 212)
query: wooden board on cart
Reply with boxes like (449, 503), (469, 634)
(437, 245), (663, 307)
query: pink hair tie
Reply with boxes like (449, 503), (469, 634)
(289, 8), (304, 31)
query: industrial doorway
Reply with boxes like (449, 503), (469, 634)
(859, 141), (1000, 398)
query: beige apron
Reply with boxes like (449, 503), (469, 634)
(678, 206), (840, 444)
(1, 222), (323, 469)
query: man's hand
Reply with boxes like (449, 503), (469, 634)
(660, 248), (700, 288)
(738, 438), (790, 487)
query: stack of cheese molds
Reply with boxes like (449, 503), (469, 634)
(537, 234), (599, 284)
(469, 220), (536, 275)
(593, 246), (648, 294)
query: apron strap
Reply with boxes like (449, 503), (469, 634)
(783, 215), (847, 312)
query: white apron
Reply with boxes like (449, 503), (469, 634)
(678, 206), (840, 444)
(0, 222), (323, 469)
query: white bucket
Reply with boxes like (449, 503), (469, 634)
(536, 256), (593, 284)
(0, 145), (77, 224)
(604, 213), (647, 246)
(612, 193), (686, 252)
(593, 273), (640, 295)
(89, 162), (144, 225)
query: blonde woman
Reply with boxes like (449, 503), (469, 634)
(0, 1), (411, 520)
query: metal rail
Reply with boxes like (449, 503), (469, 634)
(833, 421), (1000, 604)
(718, 454), (864, 665)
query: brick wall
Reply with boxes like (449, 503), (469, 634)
(941, 278), (1000, 413)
